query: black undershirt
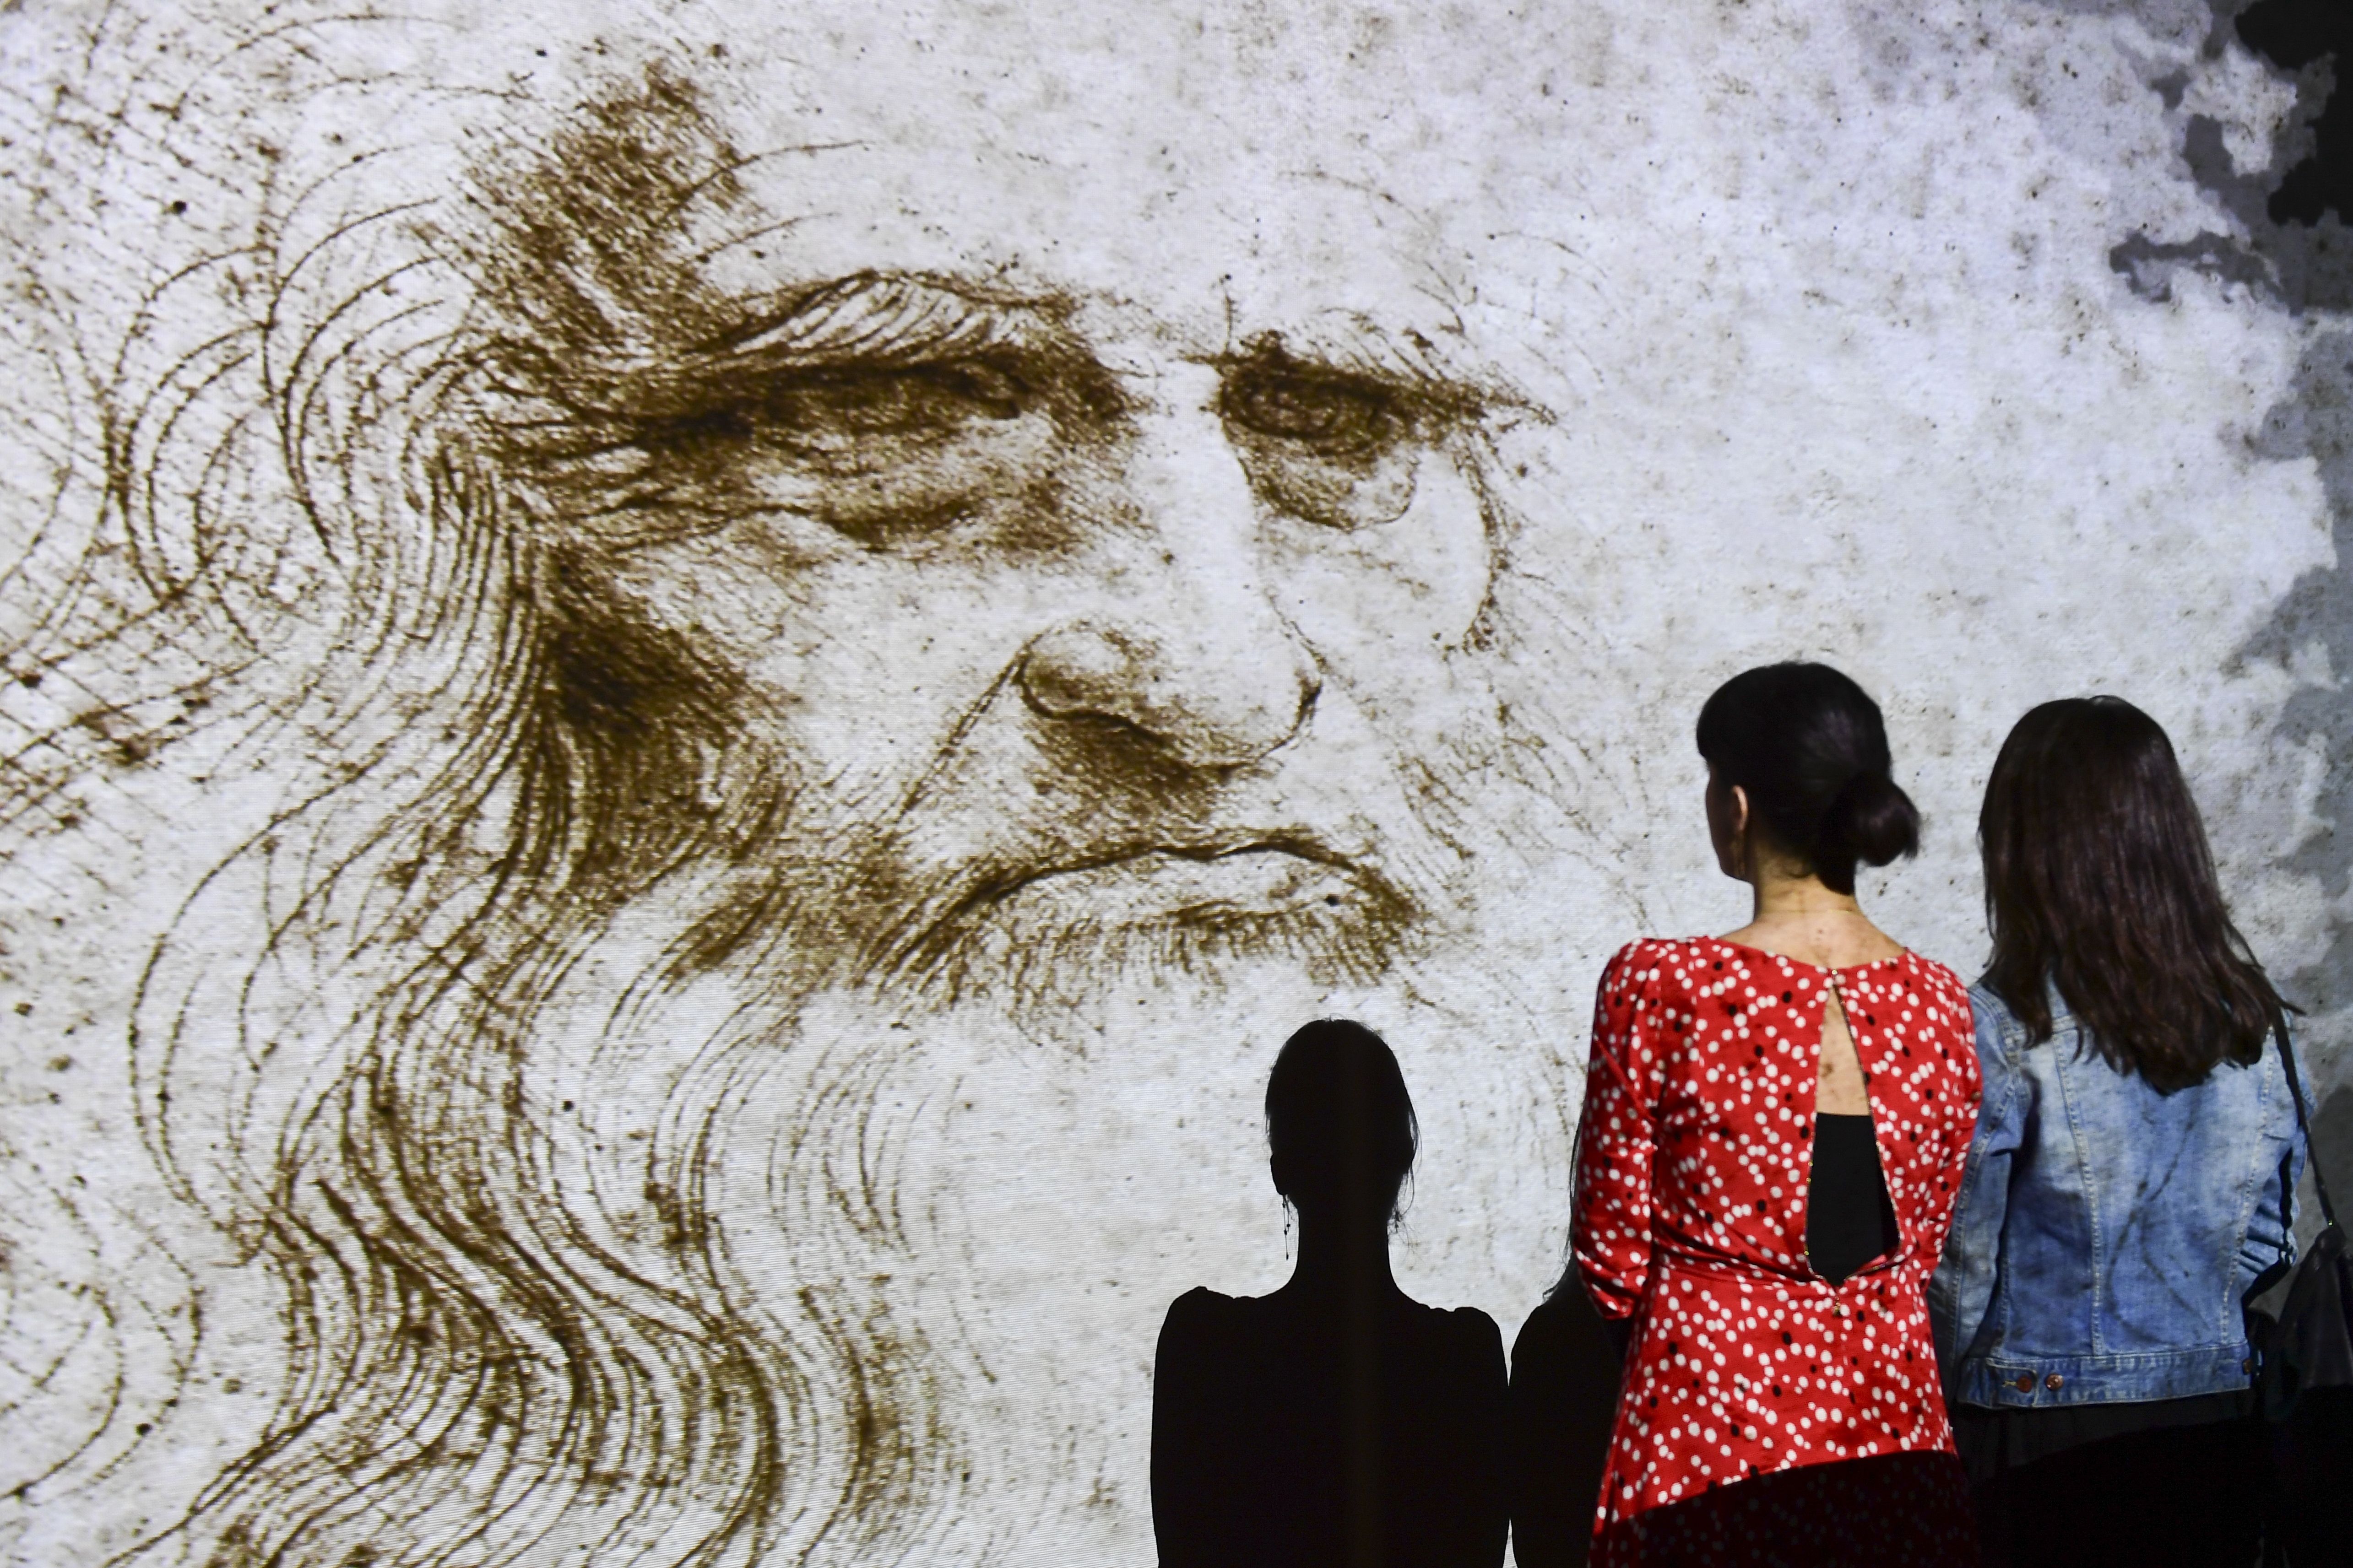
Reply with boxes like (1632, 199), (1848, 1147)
(1807, 1112), (1899, 1285)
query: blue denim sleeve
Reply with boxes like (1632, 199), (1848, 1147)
(1928, 994), (2022, 1390)
(2239, 1020), (2310, 1287)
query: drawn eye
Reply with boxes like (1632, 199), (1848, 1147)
(1218, 362), (1426, 530)
(1218, 368), (1402, 455)
(757, 360), (1030, 438)
(651, 355), (1063, 549)
(580, 347), (1086, 553)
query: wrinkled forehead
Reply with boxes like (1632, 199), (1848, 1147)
(589, 3), (1502, 349)
(692, 148), (1459, 352)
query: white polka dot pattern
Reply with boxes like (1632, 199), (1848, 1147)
(1569, 937), (1982, 1533)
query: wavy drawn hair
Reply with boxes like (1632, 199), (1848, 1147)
(110, 63), (955, 1568)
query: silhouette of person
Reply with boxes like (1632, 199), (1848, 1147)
(1507, 1269), (1625, 1568)
(1152, 1020), (1508, 1568)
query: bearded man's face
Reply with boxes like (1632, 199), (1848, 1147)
(433, 52), (1586, 1561)
(485, 68), (1533, 1020)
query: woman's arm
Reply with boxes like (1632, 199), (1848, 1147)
(2240, 1015), (2314, 1286)
(1150, 1290), (1228, 1567)
(1907, 971), (1987, 1276)
(1571, 945), (1665, 1322)
(1506, 1284), (1623, 1568)
(1925, 994), (2022, 1390)
(1455, 1309), (1512, 1568)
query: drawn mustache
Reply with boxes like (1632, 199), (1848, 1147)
(779, 648), (1429, 996)
(947, 831), (1378, 915)
(855, 824), (1418, 996)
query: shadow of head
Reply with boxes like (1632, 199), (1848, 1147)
(1267, 1019), (1418, 1231)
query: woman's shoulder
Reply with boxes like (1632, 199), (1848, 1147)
(1159, 1286), (1252, 1342)
(1600, 936), (1720, 989)
(1612, 935), (1719, 962)
(1895, 950), (1975, 1008)
(1398, 1301), (1506, 1367)
(1963, 975), (2023, 1029)
(1439, 1301), (1503, 1344)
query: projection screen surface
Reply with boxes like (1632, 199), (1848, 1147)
(1, 1), (2348, 1562)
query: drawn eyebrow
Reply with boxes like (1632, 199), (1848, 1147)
(519, 272), (1121, 448)
(699, 278), (1503, 412)
(519, 277), (1518, 452)
(697, 272), (1073, 371)
(1211, 323), (1503, 421)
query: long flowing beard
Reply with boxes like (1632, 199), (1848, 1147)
(121, 536), (1636, 1568)
(565, 753), (1626, 1564)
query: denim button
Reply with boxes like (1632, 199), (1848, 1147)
(2044, 1373), (2063, 1391)
(2013, 1374), (2034, 1393)
(2243, 1358), (2253, 1375)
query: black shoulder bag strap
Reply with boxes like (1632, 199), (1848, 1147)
(2276, 1014), (2339, 1233)
(2254, 1018), (2353, 1567)
(2249, 1011), (2352, 1423)
(2247, 1016), (2310, 1308)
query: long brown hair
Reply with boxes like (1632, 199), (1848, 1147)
(1979, 697), (2284, 1092)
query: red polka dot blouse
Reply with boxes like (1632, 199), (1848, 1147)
(1570, 937), (1982, 1533)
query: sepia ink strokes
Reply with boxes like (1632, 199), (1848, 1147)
(2, 4), (2345, 1566)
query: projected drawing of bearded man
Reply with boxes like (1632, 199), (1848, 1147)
(1, 5), (1615, 1565)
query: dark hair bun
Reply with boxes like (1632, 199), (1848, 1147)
(1695, 661), (1920, 895)
(1819, 769), (1921, 870)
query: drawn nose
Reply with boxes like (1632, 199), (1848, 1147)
(1019, 395), (1321, 768)
(1021, 618), (1320, 768)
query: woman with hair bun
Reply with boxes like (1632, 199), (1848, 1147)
(1564, 662), (1981, 1565)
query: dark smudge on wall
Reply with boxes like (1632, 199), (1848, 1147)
(2100, 0), (2353, 1228)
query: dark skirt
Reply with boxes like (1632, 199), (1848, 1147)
(1590, 1451), (1978, 1568)
(1953, 1394), (2262, 1568)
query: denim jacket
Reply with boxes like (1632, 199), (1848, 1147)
(1927, 981), (2307, 1410)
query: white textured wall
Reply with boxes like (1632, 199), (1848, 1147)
(1, 2), (2344, 1563)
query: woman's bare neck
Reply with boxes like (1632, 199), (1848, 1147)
(1719, 876), (1903, 970)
